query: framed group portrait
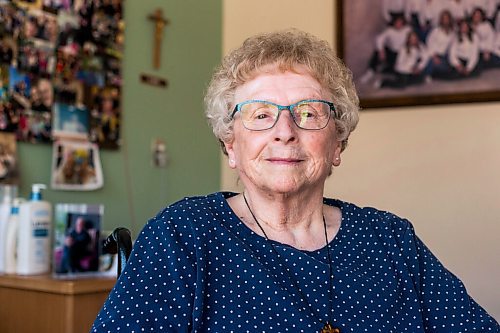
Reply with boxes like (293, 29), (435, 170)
(337, 0), (500, 108)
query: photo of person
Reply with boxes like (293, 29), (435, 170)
(78, 43), (106, 87)
(0, 0), (123, 148)
(0, 132), (19, 185)
(36, 77), (54, 109)
(51, 140), (103, 190)
(89, 87), (120, 149)
(17, 40), (56, 76)
(0, 3), (24, 40)
(53, 47), (81, 82)
(29, 82), (49, 112)
(340, 0), (500, 107)
(374, 29), (432, 88)
(53, 206), (103, 275)
(42, 0), (65, 14)
(52, 102), (89, 139)
(8, 66), (31, 99)
(437, 18), (482, 79)
(0, 100), (21, 134)
(53, 77), (84, 105)
(0, 37), (15, 66)
(21, 10), (59, 44)
(0, 65), (9, 101)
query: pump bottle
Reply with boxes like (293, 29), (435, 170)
(5, 198), (22, 274)
(17, 184), (52, 275)
(0, 185), (17, 273)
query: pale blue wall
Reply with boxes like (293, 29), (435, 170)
(18, 1), (222, 236)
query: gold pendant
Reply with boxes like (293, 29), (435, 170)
(321, 322), (340, 333)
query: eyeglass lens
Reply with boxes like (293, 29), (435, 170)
(239, 101), (331, 130)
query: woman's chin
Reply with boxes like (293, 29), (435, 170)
(261, 178), (314, 195)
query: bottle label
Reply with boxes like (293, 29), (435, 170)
(33, 229), (49, 237)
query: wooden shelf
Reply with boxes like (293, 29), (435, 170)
(0, 274), (116, 294)
(0, 274), (116, 333)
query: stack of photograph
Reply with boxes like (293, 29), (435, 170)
(0, 0), (123, 148)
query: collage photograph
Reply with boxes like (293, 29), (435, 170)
(0, 0), (123, 148)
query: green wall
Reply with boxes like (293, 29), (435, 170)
(18, 0), (222, 236)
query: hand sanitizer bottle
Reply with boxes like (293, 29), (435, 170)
(17, 184), (52, 275)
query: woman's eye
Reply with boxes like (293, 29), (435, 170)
(251, 108), (274, 120)
(299, 109), (319, 118)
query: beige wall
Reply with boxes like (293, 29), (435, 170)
(222, 0), (500, 320)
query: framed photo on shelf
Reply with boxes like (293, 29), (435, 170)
(53, 203), (104, 276)
(337, 0), (500, 108)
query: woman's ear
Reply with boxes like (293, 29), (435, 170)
(332, 142), (342, 167)
(224, 141), (237, 168)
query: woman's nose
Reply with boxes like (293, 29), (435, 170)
(273, 109), (297, 142)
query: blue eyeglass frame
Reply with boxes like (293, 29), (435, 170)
(230, 99), (337, 131)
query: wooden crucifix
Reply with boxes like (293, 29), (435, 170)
(148, 8), (169, 69)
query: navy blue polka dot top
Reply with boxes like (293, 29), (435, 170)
(92, 192), (499, 332)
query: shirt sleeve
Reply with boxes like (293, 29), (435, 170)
(376, 29), (391, 51)
(91, 211), (198, 333)
(466, 35), (480, 72)
(400, 222), (500, 332)
(448, 38), (460, 68)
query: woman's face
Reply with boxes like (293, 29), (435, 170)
(460, 21), (470, 33)
(225, 64), (342, 196)
(472, 10), (483, 24)
(440, 12), (452, 28)
(408, 32), (419, 46)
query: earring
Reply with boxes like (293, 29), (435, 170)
(229, 159), (235, 164)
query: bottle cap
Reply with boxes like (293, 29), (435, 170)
(11, 198), (23, 214)
(31, 184), (47, 201)
(0, 185), (18, 203)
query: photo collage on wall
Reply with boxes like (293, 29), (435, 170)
(0, 0), (123, 149)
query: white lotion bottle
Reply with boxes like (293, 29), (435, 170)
(0, 185), (17, 273)
(17, 184), (53, 275)
(5, 198), (22, 274)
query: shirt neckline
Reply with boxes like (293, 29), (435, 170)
(215, 191), (347, 255)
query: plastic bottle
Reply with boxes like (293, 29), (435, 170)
(17, 184), (53, 275)
(4, 198), (22, 274)
(0, 185), (17, 273)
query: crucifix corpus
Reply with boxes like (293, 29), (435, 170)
(148, 8), (169, 69)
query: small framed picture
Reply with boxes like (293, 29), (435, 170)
(51, 140), (103, 191)
(52, 102), (89, 139)
(53, 203), (104, 275)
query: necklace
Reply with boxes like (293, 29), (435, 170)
(242, 193), (340, 333)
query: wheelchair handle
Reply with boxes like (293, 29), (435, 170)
(103, 227), (132, 277)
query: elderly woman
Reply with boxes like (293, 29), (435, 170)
(92, 30), (499, 332)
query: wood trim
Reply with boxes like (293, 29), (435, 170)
(0, 274), (116, 294)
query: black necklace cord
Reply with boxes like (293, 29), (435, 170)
(322, 209), (335, 325)
(242, 192), (335, 327)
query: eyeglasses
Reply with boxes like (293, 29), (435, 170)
(231, 99), (337, 131)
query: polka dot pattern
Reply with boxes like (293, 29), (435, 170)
(92, 192), (499, 332)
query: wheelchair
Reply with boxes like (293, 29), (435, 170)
(102, 227), (133, 277)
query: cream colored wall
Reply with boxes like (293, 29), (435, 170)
(222, 0), (500, 320)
